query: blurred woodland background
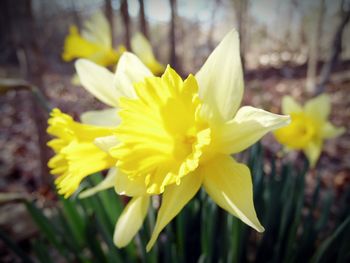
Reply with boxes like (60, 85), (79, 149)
(0, 0), (349, 262)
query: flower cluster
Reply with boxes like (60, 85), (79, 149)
(50, 28), (339, 251)
(62, 11), (164, 75)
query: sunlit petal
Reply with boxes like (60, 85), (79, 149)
(203, 155), (264, 232)
(75, 59), (119, 107)
(196, 29), (243, 121)
(115, 170), (147, 196)
(131, 33), (165, 75)
(213, 106), (290, 154)
(79, 168), (117, 198)
(113, 52), (153, 99)
(303, 139), (323, 167)
(81, 11), (111, 47)
(322, 122), (345, 139)
(94, 136), (119, 152)
(304, 94), (330, 121)
(114, 196), (149, 248)
(80, 108), (120, 127)
(146, 171), (202, 251)
(282, 96), (302, 115)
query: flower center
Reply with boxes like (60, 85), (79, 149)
(275, 112), (316, 149)
(110, 66), (211, 194)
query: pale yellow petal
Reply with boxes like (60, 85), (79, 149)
(131, 33), (155, 63)
(80, 108), (120, 127)
(81, 11), (111, 47)
(196, 29), (243, 121)
(203, 155), (264, 232)
(114, 196), (149, 248)
(213, 106), (290, 154)
(78, 168), (117, 198)
(75, 59), (118, 107)
(94, 136), (119, 152)
(303, 139), (323, 167)
(322, 122), (345, 139)
(114, 170), (147, 196)
(304, 94), (330, 121)
(146, 171), (202, 251)
(131, 33), (164, 75)
(113, 52), (153, 99)
(282, 96), (302, 114)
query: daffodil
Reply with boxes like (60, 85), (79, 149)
(48, 29), (290, 251)
(62, 11), (164, 75)
(47, 108), (118, 197)
(274, 94), (344, 167)
(62, 11), (126, 67)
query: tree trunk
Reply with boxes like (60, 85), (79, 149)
(306, 0), (325, 94)
(169, 0), (180, 72)
(315, 1), (350, 95)
(138, 0), (149, 38)
(2, 0), (52, 187)
(121, 0), (131, 50)
(233, 0), (248, 71)
(105, 0), (115, 46)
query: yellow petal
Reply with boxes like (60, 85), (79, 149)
(114, 196), (149, 248)
(203, 155), (264, 232)
(81, 11), (111, 47)
(146, 171), (202, 251)
(75, 59), (119, 107)
(94, 136), (119, 152)
(80, 108), (120, 127)
(114, 169), (147, 196)
(322, 122), (345, 139)
(79, 168), (117, 198)
(282, 96), (302, 115)
(113, 52), (153, 99)
(196, 29), (243, 121)
(131, 33), (165, 75)
(213, 106), (290, 154)
(304, 94), (330, 121)
(303, 139), (322, 167)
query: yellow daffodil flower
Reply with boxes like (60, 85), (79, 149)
(48, 29), (290, 250)
(62, 11), (164, 75)
(47, 108), (118, 197)
(62, 11), (126, 67)
(274, 94), (345, 167)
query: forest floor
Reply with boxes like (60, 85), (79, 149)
(0, 62), (349, 261)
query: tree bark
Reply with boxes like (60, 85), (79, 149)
(169, 0), (180, 72)
(315, 1), (350, 95)
(306, 0), (325, 93)
(2, 0), (52, 187)
(105, 0), (115, 46)
(138, 0), (149, 38)
(121, 0), (131, 50)
(232, 0), (248, 71)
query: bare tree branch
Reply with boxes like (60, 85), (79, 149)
(121, 0), (131, 50)
(138, 0), (149, 38)
(105, 0), (115, 46)
(316, 1), (350, 95)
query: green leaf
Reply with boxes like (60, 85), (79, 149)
(0, 228), (35, 263)
(310, 216), (350, 263)
(25, 201), (66, 256)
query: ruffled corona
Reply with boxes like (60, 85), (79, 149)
(274, 112), (316, 149)
(62, 25), (125, 67)
(110, 66), (211, 194)
(47, 108), (117, 197)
